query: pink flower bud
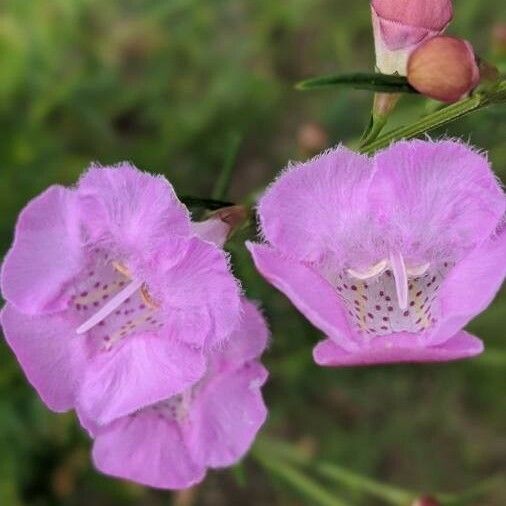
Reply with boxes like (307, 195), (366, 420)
(371, 0), (453, 75)
(407, 36), (480, 103)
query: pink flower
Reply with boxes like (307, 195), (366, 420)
(1, 164), (241, 424)
(80, 300), (268, 490)
(371, 0), (453, 75)
(248, 140), (505, 367)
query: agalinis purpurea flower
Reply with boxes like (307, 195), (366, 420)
(248, 140), (505, 367)
(79, 300), (268, 490)
(0, 164), (241, 424)
(371, 0), (453, 75)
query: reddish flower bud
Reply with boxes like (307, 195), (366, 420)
(411, 496), (441, 506)
(407, 35), (480, 103)
(371, 0), (453, 75)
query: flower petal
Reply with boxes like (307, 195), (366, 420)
(77, 163), (191, 251)
(257, 145), (374, 264)
(214, 300), (269, 367)
(1, 186), (84, 314)
(192, 218), (229, 247)
(370, 140), (505, 262)
(372, 0), (452, 49)
(247, 243), (357, 352)
(428, 228), (506, 346)
(92, 413), (205, 490)
(184, 362), (268, 468)
(77, 334), (206, 425)
(0, 304), (86, 411)
(147, 236), (241, 348)
(314, 330), (483, 367)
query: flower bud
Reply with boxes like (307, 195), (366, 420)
(407, 36), (480, 103)
(193, 205), (248, 247)
(371, 0), (453, 75)
(411, 496), (440, 506)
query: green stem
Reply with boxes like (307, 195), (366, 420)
(359, 114), (388, 147)
(317, 462), (413, 505)
(360, 80), (506, 154)
(256, 438), (412, 505)
(252, 447), (349, 506)
(212, 132), (242, 200)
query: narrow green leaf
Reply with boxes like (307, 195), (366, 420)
(180, 196), (234, 210)
(257, 438), (413, 505)
(252, 447), (349, 506)
(317, 462), (413, 505)
(296, 72), (417, 94)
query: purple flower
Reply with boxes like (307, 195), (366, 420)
(248, 140), (505, 366)
(79, 300), (268, 490)
(1, 164), (241, 424)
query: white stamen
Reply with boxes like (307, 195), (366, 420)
(76, 279), (144, 335)
(389, 251), (408, 310)
(347, 259), (388, 280)
(406, 262), (430, 276)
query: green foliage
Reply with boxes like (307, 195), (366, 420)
(0, 0), (505, 505)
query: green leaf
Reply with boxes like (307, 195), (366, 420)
(296, 72), (417, 94)
(360, 79), (506, 154)
(180, 196), (234, 210)
(317, 462), (413, 505)
(252, 446), (349, 506)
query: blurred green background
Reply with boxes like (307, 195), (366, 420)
(0, 0), (505, 505)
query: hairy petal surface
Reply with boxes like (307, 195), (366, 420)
(147, 236), (241, 348)
(370, 140), (505, 262)
(428, 228), (506, 346)
(77, 333), (206, 425)
(1, 304), (86, 411)
(258, 146), (375, 265)
(215, 300), (269, 367)
(185, 363), (268, 468)
(78, 163), (191, 254)
(314, 330), (483, 367)
(92, 413), (205, 490)
(1, 186), (84, 314)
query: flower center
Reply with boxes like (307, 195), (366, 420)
(70, 249), (162, 350)
(335, 258), (452, 337)
(149, 390), (194, 422)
